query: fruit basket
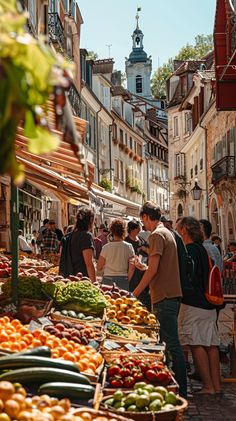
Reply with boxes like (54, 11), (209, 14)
(50, 308), (106, 327)
(100, 391), (188, 421)
(72, 407), (134, 420)
(102, 351), (165, 365)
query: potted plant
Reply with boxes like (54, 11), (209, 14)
(129, 150), (133, 158)
(176, 188), (188, 200)
(99, 178), (112, 192)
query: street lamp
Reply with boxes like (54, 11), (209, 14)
(47, 199), (52, 211)
(191, 181), (202, 201)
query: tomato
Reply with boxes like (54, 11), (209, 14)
(134, 372), (144, 381)
(123, 362), (134, 370)
(138, 362), (149, 373)
(123, 376), (135, 388)
(120, 368), (131, 378)
(108, 365), (121, 377)
(110, 377), (124, 387)
(145, 369), (159, 382)
(156, 371), (172, 386)
(149, 362), (165, 371)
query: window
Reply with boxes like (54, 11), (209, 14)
(130, 137), (133, 149)
(120, 129), (124, 143)
(113, 124), (117, 140)
(173, 116), (179, 137)
(136, 75), (143, 94)
(184, 112), (192, 134)
(229, 127), (235, 156)
(114, 159), (119, 179)
(175, 153), (185, 177)
(137, 143), (142, 157)
(120, 161), (124, 182)
(125, 133), (128, 146)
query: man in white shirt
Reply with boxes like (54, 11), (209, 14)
(18, 230), (32, 254)
(200, 220), (223, 272)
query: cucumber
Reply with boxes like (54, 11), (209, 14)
(15, 346), (51, 358)
(38, 382), (95, 399)
(0, 356), (79, 373)
(0, 367), (91, 385)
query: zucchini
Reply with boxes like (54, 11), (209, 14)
(15, 346), (51, 358)
(0, 356), (79, 373)
(0, 367), (91, 385)
(38, 382), (95, 399)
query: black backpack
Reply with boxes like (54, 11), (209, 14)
(59, 232), (74, 277)
(172, 230), (195, 297)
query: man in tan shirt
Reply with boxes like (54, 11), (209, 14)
(133, 201), (187, 398)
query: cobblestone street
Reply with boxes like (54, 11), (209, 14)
(184, 379), (236, 420)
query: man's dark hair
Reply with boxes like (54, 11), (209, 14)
(127, 219), (141, 233)
(140, 201), (161, 221)
(199, 219), (212, 239)
(75, 206), (94, 231)
(43, 219), (49, 225)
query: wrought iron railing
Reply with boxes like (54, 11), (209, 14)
(211, 156), (236, 183)
(68, 83), (81, 116)
(48, 12), (65, 50)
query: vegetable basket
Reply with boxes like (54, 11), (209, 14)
(100, 394), (188, 421)
(104, 323), (158, 343)
(72, 407), (134, 420)
(50, 309), (106, 327)
(101, 351), (165, 365)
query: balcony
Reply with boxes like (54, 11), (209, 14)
(48, 13), (65, 51)
(68, 84), (81, 116)
(211, 156), (236, 184)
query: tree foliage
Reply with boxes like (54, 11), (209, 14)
(87, 51), (98, 61)
(151, 34), (213, 99)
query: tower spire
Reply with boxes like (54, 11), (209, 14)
(135, 6), (141, 29)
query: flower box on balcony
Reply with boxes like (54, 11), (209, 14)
(124, 146), (130, 154)
(113, 138), (118, 145)
(129, 150), (134, 158)
(119, 142), (125, 150)
(133, 154), (138, 162)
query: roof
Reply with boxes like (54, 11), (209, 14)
(128, 48), (148, 63)
(174, 60), (206, 75)
(111, 85), (131, 99)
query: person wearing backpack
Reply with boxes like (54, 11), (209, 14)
(200, 219), (223, 273)
(177, 216), (221, 395)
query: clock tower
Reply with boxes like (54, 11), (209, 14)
(125, 10), (152, 99)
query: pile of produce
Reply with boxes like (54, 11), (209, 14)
(106, 297), (157, 325)
(19, 258), (52, 269)
(54, 281), (108, 314)
(106, 356), (172, 388)
(0, 380), (94, 420)
(103, 384), (179, 414)
(0, 317), (103, 375)
(0, 260), (11, 278)
(52, 310), (102, 323)
(2, 276), (44, 300)
(106, 323), (155, 342)
(93, 282), (132, 299)
(44, 321), (103, 345)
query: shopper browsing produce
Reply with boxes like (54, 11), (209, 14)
(133, 201), (187, 399)
(97, 219), (135, 290)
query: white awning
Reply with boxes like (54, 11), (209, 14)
(91, 187), (141, 217)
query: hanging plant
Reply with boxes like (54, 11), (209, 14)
(99, 177), (112, 192)
(176, 188), (188, 200)
(0, 0), (71, 184)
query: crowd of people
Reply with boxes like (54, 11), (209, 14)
(18, 202), (232, 399)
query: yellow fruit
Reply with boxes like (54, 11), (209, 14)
(121, 316), (130, 324)
(119, 304), (127, 312)
(115, 298), (124, 305)
(107, 310), (116, 319)
(127, 309), (135, 318)
(116, 311), (124, 321)
(0, 382), (15, 401)
(4, 399), (20, 418)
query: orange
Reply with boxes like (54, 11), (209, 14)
(2, 316), (10, 324)
(18, 327), (29, 336)
(10, 319), (21, 328)
(9, 333), (21, 341)
(32, 329), (41, 338)
(10, 343), (21, 352)
(45, 339), (54, 349)
(23, 333), (33, 345)
(0, 332), (8, 342)
(38, 331), (48, 344)
(19, 340), (27, 350)
(65, 343), (74, 353)
(63, 352), (76, 363)
(0, 342), (11, 350)
(60, 338), (69, 346)
(87, 362), (96, 372)
(31, 339), (42, 348)
(51, 351), (59, 359)
(57, 347), (68, 357)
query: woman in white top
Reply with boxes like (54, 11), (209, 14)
(97, 219), (135, 290)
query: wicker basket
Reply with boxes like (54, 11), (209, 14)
(72, 407), (134, 420)
(104, 323), (158, 343)
(100, 394), (188, 421)
(101, 351), (165, 365)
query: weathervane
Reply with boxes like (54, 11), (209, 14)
(136, 6), (141, 28)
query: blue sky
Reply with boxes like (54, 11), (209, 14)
(78, 0), (216, 75)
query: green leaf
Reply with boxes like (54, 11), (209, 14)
(27, 126), (60, 154)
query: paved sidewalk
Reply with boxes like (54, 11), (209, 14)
(184, 378), (236, 420)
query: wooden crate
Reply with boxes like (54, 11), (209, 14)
(72, 407), (134, 421)
(104, 323), (158, 343)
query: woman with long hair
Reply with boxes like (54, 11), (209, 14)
(177, 216), (221, 395)
(97, 218), (135, 290)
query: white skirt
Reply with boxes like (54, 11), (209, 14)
(178, 303), (220, 347)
